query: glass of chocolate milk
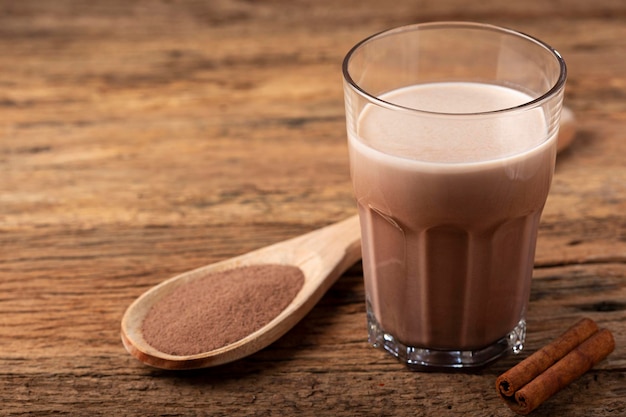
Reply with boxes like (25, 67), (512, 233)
(342, 22), (567, 370)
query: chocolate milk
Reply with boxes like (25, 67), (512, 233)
(348, 82), (557, 350)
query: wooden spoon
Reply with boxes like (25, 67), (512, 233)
(557, 106), (576, 153)
(121, 215), (361, 370)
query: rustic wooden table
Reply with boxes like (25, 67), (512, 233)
(1, 1), (624, 415)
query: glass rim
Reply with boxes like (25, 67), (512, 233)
(342, 21), (567, 117)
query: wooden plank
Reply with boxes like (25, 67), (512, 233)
(0, 0), (624, 415)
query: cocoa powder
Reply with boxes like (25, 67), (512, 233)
(141, 264), (305, 356)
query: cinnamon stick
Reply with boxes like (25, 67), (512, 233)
(496, 318), (598, 396)
(496, 319), (615, 415)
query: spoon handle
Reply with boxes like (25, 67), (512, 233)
(291, 214), (362, 290)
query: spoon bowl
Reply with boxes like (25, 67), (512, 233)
(121, 215), (361, 370)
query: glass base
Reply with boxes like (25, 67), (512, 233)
(367, 307), (526, 371)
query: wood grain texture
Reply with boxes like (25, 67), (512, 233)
(1, 0), (625, 415)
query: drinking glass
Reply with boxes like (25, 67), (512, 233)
(342, 22), (566, 370)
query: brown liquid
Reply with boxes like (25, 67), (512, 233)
(349, 83), (557, 350)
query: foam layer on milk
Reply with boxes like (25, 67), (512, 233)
(355, 82), (548, 165)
